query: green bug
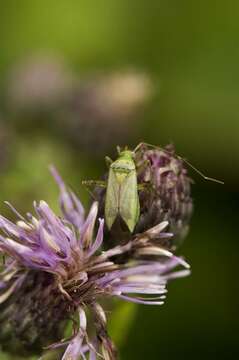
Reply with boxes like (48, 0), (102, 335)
(83, 142), (224, 233)
(83, 145), (142, 233)
(104, 147), (140, 232)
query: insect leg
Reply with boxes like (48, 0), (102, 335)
(82, 180), (106, 187)
(105, 156), (113, 167)
(136, 158), (151, 176)
(82, 180), (107, 200)
(138, 182), (153, 192)
(133, 141), (148, 153)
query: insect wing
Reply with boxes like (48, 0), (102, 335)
(119, 170), (140, 232)
(105, 168), (120, 230)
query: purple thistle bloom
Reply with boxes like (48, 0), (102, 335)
(0, 167), (190, 359)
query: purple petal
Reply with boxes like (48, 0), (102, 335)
(86, 218), (104, 257)
(62, 332), (85, 360)
(162, 269), (191, 280)
(114, 285), (167, 295)
(118, 294), (164, 305)
(50, 165), (85, 229)
(0, 216), (27, 241)
(79, 202), (98, 249)
(35, 201), (72, 258)
(62, 307), (87, 360)
(100, 263), (167, 285)
(4, 202), (25, 221)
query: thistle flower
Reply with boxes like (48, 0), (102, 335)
(135, 144), (193, 249)
(0, 167), (190, 359)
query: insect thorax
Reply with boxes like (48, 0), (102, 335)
(111, 152), (136, 183)
(111, 160), (136, 173)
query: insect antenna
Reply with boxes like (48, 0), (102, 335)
(175, 156), (224, 184)
(134, 142), (224, 185)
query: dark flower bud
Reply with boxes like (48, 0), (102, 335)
(134, 144), (193, 250)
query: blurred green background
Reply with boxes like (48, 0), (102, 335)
(0, 1), (238, 359)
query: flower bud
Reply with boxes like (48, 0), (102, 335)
(134, 144), (193, 249)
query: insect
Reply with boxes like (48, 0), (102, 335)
(104, 147), (140, 233)
(83, 142), (224, 233)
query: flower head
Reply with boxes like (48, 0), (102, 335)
(134, 144), (193, 249)
(0, 166), (190, 359)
